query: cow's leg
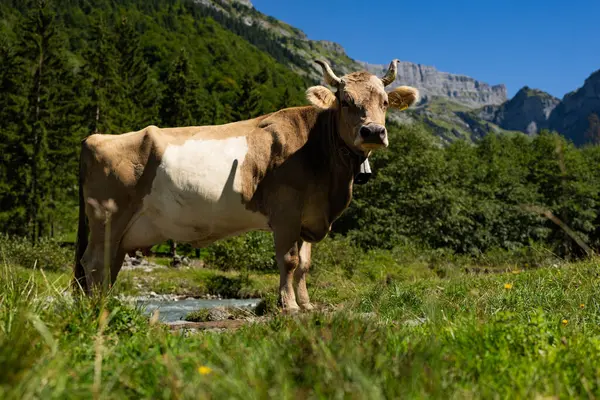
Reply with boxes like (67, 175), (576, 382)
(294, 241), (314, 311)
(274, 230), (301, 313)
(110, 246), (127, 286)
(79, 206), (134, 295)
(80, 232), (110, 295)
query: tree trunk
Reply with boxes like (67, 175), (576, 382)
(30, 43), (44, 244)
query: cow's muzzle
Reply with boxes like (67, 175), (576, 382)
(357, 123), (388, 149)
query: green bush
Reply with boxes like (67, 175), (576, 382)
(204, 273), (251, 298)
(0, 234), (71, 271)
(203, 231), (275, 271)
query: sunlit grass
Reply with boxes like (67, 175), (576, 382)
(3, 253), (600, 398)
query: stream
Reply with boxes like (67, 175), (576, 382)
(136, 297), (261, 322)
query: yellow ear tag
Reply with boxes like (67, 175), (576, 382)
(398, 103), (409, 111)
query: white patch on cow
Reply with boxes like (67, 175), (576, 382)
(121, 136), (269, 249)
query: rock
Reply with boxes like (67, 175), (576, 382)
(548, 69), (600, 146)
(229, 0), (253, 8)
(171, 255), (182, 268)
(358, 60), (507, 109)
(121, 256), (167, 271)
(207, 306), (232, 321)
(476, 86), (560, 134)
(404, 317), (428, 327)
(317, 40), (345, 55)
(181, 256), (190, 266)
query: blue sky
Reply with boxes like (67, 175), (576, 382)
(252, 0), (600, 99)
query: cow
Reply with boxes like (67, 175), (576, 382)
(73, 59), (420, 312)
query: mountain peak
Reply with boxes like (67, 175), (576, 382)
(477, 85), (560, 135)
(228, 0), (253, 8)
(514, 86), (558, 101)
(549, 69), (600, 145)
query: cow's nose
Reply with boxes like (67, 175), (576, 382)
(359, 124), (387, 140)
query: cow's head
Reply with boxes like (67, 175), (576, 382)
(306, 59), (419, 155)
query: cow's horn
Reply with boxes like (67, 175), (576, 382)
(381, 59), (399, 86)
(315, 60), (341, 87)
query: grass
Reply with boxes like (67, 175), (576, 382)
(3, 241), (600, 398)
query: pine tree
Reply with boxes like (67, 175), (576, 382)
(18, 0), (73, 242)
(160, 49), (209, 127)
(115, 15), (160, 130)
(277, 87), (292, 110)
(234, 73), (261, 121)
(0, 36), (30, 235)
(255, 65), (270, 85)
(81, 14), (120, 134)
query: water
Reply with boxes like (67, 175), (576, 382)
(137, 298), (261, 322)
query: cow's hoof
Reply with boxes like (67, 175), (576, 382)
(281, 305), (301, 314)
(299, 302), (315, 311)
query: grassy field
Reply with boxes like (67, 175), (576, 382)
(2, 246), (600, 399)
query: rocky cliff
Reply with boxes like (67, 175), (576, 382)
(476, 86), (560, 134)
(548, 69), (600, 145)
(359, 61), (507, 108)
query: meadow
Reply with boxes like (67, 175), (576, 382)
(2, 235), (600, 399)
(3, 1), (600, 398)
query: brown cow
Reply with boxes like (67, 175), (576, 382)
(74, 59), (419, 312)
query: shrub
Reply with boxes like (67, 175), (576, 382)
(0, 234), (71, 271)
(203, 231), (275, 271)
(205, 274), (250, 298)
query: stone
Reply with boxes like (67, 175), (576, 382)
(171, 255), (182, 268)
(207, 307), (232, 321)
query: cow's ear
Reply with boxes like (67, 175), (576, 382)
(306, 85), (338, 109)
(387, 86), (420, 111)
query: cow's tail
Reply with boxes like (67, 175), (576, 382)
(73, 141), (89, 294)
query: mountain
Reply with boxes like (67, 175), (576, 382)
(203, 0), (600, 146)
(4, 0), (595, 147)
(476, 87), (560, 135)
(473, 71), (600, 146)
(359, 61), (507, 108)
(548, 69), (600, 146)
(200, 0), (507, 110)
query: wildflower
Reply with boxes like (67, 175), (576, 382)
(198, 366), (212, 375)
(562, 319), (568, 326)
(580, 304), (585, 309)
(511, 270), (521, 274)
(504, 283), (513, 289)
